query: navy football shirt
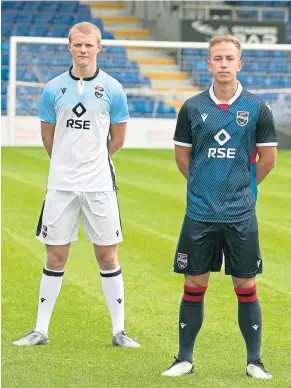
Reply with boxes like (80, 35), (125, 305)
(174, 83), (277, 223)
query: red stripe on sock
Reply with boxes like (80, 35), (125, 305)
(184, 285), (208, 293)
(234, 285), (256, 294)
(237, 295), (258, 303)
(183, 294), (204, 302)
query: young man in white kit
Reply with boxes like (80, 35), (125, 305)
(13, 22), (140, 348)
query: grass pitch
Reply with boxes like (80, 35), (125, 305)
(2, 148), (291, 388)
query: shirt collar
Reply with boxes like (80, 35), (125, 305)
(209, 81), (243, 105)
(69, 66), (99, 81)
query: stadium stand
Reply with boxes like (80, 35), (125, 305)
(1, 1), (291, 118)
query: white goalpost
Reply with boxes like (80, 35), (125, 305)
(7, 35), (291, 146)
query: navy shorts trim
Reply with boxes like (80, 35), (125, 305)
(173, 214), (262, 278)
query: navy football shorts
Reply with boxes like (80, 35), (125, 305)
(173, 214), (262, 278)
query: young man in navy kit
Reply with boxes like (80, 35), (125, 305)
(162, 35), (277, 379)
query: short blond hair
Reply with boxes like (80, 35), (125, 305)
(68, 22), (101, 43)
(209, 34), (242, 57)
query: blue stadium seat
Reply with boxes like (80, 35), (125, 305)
(2, 53), (9, 66)
(102, 31), (115, 39)
(1, 41), (9, 51)
(2, 1), (22, 9)
(138, 76), (151, 86)
(38, 2), (59, 11)
(195, 62), (208, 71)
(11, 24), (30, 36)
(265, 76), (282, 87)
(2, 67), (9, 82)
(47, 26), (68, 38)
(33, 13), (53, 23)
(1, 97), (7, 114)
(51, 14), (71, 24)
(20, 1), (40, 11)
(272, 51), (286, 58)
(29, 25), (49, 36)
(256, 61), (269, 72)
(196, 73), (212, 85)
(58, 2), (77, 13)
(103, 46), (126, 55)
(2, 25), (12, 37)
(2, 12), (17, 22)
(1, 82), (8, 96)
(90, 18), (104, 32)
(14, 13), (34, 23)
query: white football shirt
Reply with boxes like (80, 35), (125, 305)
(39, 67), (129, 191)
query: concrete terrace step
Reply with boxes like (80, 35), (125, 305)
(138, 64), (181, 73)
(127, 48), (167, 58)
(103, 23), (141, 30)
(89, 2), (126, 9)
(111, 29), (151, 38)
(100, 16), (139, 23)
(150, 79), (194, 88)
(132, 57), (175, 65)
(91, 9), (130, 17)
(142, 72), (188, 80)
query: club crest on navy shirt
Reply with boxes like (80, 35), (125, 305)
(236, 111), (249, 126)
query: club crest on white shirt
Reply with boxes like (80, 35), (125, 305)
(95, 85), (104, 98)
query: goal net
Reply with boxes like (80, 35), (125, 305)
(6, 36), (291, 145)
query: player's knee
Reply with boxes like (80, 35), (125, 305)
(232, 277), (255, 289)
(233, 278), (258, 303)
(97, 252), (118, 269)
(185, 274), (209, 288)
(46, 247), (68, 270)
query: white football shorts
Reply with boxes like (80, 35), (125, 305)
(36, 190), (123, 246)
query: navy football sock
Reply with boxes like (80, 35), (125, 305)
(235, 285), (262, 364)
(178, 285), (207, 363)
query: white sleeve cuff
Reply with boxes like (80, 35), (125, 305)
(256, 142), (278, 147)
(174, 141), (192, 147)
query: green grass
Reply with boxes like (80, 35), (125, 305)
(2, 147), (291, 388)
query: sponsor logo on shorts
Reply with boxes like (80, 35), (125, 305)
(177, 252), (188, 269)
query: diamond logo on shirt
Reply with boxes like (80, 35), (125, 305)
(214, 129), (231, 146)
(72, 102), (87, 118)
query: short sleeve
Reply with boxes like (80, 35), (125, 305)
(256, 102), (278, 147)
(39, 84), (56, 124)
(110, 85), (130, 124)
(173, 102), (192, 147)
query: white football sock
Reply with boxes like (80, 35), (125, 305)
(34, 267), (64, 336)
(100, 267), (124, 336)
